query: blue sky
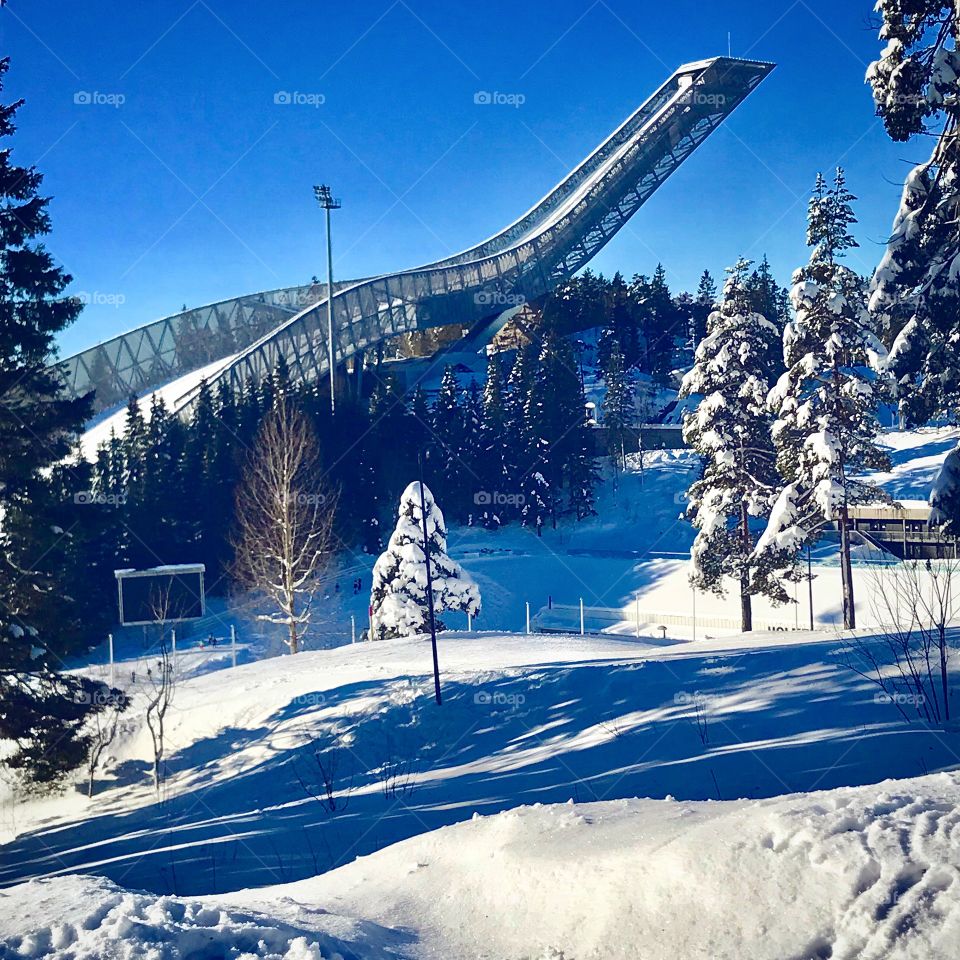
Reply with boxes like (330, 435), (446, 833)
(4, 1), (918, 355)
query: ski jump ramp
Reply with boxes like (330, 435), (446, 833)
(57, 57), (774, 417)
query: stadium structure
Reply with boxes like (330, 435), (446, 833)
(54, 57), (774, 419)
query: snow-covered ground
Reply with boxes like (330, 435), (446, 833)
(868, 425), (960, 500)
(3, 427), (960, 956)
(3, 752), (960, 957)
(2, 628), (958, 899)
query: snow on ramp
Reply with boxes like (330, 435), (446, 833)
(4, 773), (959, 959)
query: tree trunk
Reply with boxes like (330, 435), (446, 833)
(288, 623), (299, 655)
(939, 625), (950, 723)
(839, 501), (856, 629)
(740, 503), (753, 633)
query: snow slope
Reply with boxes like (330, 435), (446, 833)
(2, 630), (957, 901)
(868, 426), (960, 500)
(4, 771), (960, 959)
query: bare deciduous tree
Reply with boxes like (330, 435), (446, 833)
(232, 400), (337, 654)
(841, 560), (958, 725)
(145, 627), (177, 792)
(85, 687), (129, 797)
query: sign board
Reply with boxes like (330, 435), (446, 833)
(115, 564), (205, 626)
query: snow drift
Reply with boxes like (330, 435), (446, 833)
(3, 772), (959, 959)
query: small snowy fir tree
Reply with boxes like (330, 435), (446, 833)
(754, 170), (889, 629)
(680, 258), (782, 631)
(369, 482), (481, 641)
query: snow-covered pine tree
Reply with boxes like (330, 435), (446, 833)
(679, 258), (782, 632)
(867, 4), (960, 527)
(369, 482), (480, 641)
(504, 342), (539, 499)
(754, 170), (890, 629)
(479, 352), (509, 526)
(462, 378), (483, 507)
(600, 337), (634, 469)
(641, 263), (681, 386)
(431, 367), (468, 517)
(867, 3), (960, 425)
(606, 272), (641, 367)
(524, 329), (584, 527)
(566, 434), (598, 521)
(521, 471), (552, 536)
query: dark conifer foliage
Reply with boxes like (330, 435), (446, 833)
(0, 57), (121, 786)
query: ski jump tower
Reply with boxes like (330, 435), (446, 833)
(56, 57), (774, 417)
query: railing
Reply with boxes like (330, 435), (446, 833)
(533, 603), (808, 634)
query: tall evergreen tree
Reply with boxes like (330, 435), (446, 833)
(867, 4), (960, 429)
(430, 367), (468, 516)
(641, 264), (682, 385)
(525, 330), (589, 525)
(477, 352), (511, 526)
(504, 342), (539, 497)
(600, 338), (634, 469)
(746, 255), (790, 328)
(680, 259), (782, 631)
(755, 170), (890, 628)
(689, 269), (717, 347)
(0, 57), (118, 784)
(607, 272), (642, 367)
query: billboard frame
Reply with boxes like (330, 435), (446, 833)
(114, 564), (206, 627)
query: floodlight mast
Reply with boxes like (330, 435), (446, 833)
(314, 184), (341, 415)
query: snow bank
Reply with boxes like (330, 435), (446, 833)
(4, 772), (959, 959)
(0, 873), (391, 959)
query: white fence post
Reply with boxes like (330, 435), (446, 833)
(230, 624), (237, 668)
(525, 602), (531, 635)
(108, 633), (114, 686)
(579, 598), (585, 636)
(467, 610), (472, 631)
(351, 615), (356, 644)
(691, 588), (697, 643)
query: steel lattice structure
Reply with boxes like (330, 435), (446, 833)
(55, 57), (773, 417)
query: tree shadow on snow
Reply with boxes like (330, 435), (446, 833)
(3, 646), (958, 897)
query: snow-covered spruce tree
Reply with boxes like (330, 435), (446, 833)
(526, 328), (594, 524)
(478, 353), (509, 527)
(369, 482), (480, 641)
(0, 56), (120, 785)
(754, 170), (890, 629)
(680, 258), (782, 632)
(430, 367), (467, 516)
(600, 337), (634, 469)
(867, 3), (960, 426)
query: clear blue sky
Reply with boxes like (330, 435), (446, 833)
(3, 0), (917, 356)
